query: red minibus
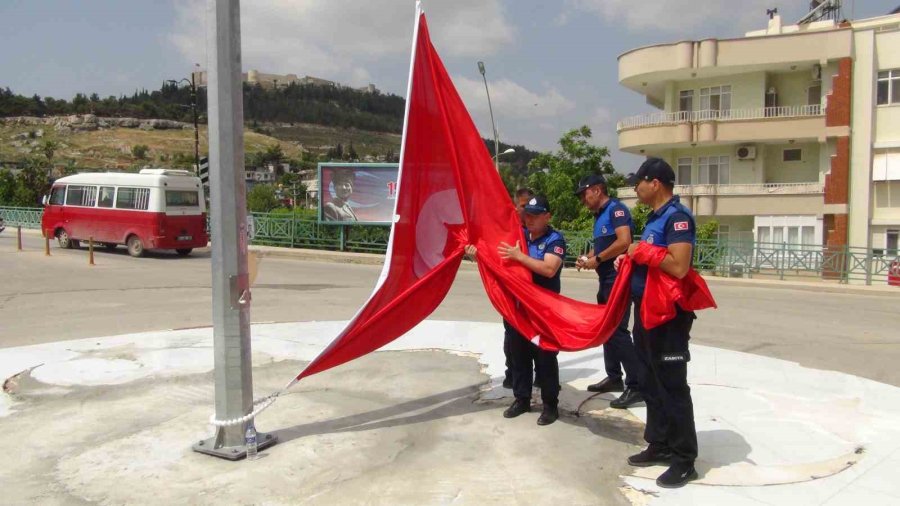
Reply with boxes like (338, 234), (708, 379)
(41, 168), (208, 257)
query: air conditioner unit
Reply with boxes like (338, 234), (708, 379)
(736, 146), (757, 160)
(811, 64), (822, 81)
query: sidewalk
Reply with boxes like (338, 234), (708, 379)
(2, 320), (900, 505)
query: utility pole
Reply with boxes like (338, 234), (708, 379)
(191, 71), (200, 177)
(477, 61), (500, 172)
(193, 0), (274, 460)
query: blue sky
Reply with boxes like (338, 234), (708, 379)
(1, 0), (897, 171)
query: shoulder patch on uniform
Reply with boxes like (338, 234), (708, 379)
(553, 245), (564, 255)
(673, 221), (689, 231)
(614, 210), (625, 218)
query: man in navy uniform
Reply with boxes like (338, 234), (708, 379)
(465, 195), (565, 425)
(574, 174), (644, 409)
(616, 158), (699, 488)
(501, 188), (537, 389)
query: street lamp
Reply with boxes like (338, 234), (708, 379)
(167, 66), (200, 176)
(492, 148), (515, 161)
(477, 61), (500, 172)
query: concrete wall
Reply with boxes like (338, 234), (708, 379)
(763, 142), (821, 183)
(671, 72), (766, 113)
(849, 30), (876, 250)
(768, 71), (820, 108)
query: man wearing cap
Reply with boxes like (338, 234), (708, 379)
(501, 188), (538, 389)
(465, 195), (565, 425)
(615, 157), (699, 488)
(574, 173), (645, 409)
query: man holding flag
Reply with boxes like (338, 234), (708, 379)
(616, 158), (700, 488)
(466, 195), (565, 425)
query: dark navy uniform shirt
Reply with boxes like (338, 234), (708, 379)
(631, 196), (695, 297)
(593, 198), (633, 283)
(525, 226), (567, 294)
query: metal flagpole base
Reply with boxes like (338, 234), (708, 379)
(192, 432), (277, 461)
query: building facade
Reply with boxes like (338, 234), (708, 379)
(615, 11), (900, 257)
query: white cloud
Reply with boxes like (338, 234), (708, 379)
(454, 76), (576, 122)
(565, 0), (777, 34)
(169, 0), (515, 88)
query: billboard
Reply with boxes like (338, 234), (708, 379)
(318, 163), (399, 224)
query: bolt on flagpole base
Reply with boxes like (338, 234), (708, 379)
(192, 431), (277, 461)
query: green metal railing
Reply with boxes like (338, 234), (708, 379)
(5, 206), (898, 286)
(0, 206), (43, 229)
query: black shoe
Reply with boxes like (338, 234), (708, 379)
(586, 377), (624, 393)
(537, 405), (558, 426)
(656, 462), (698, 488)
(610, 388), (644, 409)
(502, 377), (512, 389)
(627, 445), (673, 467)
(503, 398), (531, 418)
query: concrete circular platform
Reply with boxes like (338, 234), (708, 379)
(2, 320), (900, 505)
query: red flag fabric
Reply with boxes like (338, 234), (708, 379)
(295, 10), (702, 381)
(632, 242), (718, 330)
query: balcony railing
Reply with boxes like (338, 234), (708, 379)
(617, 182), (824, 198)
(617, 105), (824, 131)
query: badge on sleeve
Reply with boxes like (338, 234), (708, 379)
(614, 210), (625, 218)
(673, 221), (689, 231)
(553, 246), (564, 255)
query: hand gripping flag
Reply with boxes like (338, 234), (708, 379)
(293, 5), (694, 384)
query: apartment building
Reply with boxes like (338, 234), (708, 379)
(615, 7), (900, 256)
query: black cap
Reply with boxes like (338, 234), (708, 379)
(523, 195), (551, 214)
(625, 157), (676, 186)
(573, 174), (607, 195)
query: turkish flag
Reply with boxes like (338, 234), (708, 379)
(295, 9), (689, 382)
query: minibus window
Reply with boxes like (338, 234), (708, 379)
(116, 187), (151, 210)
(98, 187), (115, 208)
(165, 190), (199, 207)
(49, 186), (65, 205)
(66, 185), (98, 207)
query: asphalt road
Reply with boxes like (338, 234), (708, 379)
(3, 231), (899, 386)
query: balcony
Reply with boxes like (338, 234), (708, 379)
(618, 28), (851, 100)
(617, 182), (824, 217)
(617, 105), (825, 152)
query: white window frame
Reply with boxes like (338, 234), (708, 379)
(676, 157), (692, 185)
(874, 181), (900, 208)
(887, 229), (899, 256)
(877, 69), (900, 106)
(679, 90), (694, 113)
(699, 85), (732, 118)
(699, 155), (730, 185)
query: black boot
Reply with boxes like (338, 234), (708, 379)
(503, 398), (531, 418)
(586, 377), (624, 393)
(656, 462), (698, 488)
(627, 445), (673, 467)
(536, 404), (559, 426)
(610, 388), (644, 409)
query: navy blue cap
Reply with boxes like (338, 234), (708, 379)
(523, 195), (551, 214)
(625, 157), (676, 186)
(573, 174), (607, 195)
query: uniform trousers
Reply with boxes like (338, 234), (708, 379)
(632, 297), (698, 464)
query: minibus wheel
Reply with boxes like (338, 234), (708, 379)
(175, 248), (193, 257)
(127, 235), (145, 257)
(56, 229), (79, 249)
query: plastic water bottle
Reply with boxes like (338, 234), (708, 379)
(245, 422), (259, 461)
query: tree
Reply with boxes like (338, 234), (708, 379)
(41, 140), (59, 163)
(11, 158), (50, 207)
(246, 184), (280, 212)
(631, 203), (653, 235)
(347, 143), (358, 161)
(0, 169), (16, 205)
(525, 126), (617, 231)
(131, 144), (149, 160)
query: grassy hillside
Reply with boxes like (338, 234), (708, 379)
(0, 122), (312, 169)
(261, 123), (400, 158)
